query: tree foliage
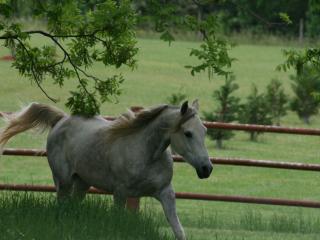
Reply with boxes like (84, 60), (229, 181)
(265, 78), (288, 126)
(166, 89), (187, 106)
(239, 84), (272, 141)
(277, 48), (320, 111)
(0, 0), (138, 116)
(137, 1), (234, 79)
(0, 0), (234, 116)
(184, 14), (234, 79)
(290, 65), (320, 124)
(277, 48), (320, 76)
(203, 75), (240, 148)
(306, 0), (320, 38)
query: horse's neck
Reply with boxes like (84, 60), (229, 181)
(143, 109), (177, 161)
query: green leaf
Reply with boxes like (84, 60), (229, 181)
(279, 12), (292, 25)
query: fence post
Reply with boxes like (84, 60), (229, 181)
(126, 197), (140, 211)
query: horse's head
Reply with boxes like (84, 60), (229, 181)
(170, 100), (213, 179)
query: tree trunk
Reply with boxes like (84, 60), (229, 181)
(216, 138), (223, 149)
(10, 47), (16, 58)
(250, 132), (258, 141)
(299, 18), (304, 44)
(197, 6), (202, 40)
(302, 115), (310, 124)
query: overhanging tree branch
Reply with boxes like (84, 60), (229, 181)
(1, 30), (99, 109)
(14, 38), (58, 103)
(41, 33), (98, 109)
(0, 0), (138, 116)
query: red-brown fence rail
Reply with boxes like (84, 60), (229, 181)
(1, 184), (320, 208)
(104, 116), (320, 136)
(3, 148), (320, 172)
(202, 121), (320, 136)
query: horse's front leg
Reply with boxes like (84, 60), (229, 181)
(156, 185), (186, 240)
(113, 190), (127, 208)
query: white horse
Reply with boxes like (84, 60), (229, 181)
(0, 100), (213, 240)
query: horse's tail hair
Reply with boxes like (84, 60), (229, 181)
(0, 103), (66, 154)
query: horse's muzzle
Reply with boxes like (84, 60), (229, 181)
(196, 164), (213, 179)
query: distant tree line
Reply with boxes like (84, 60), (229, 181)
(6, 0), (320, 39)
(135, 0), (312, 38)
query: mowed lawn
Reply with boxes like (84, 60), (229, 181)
(0, 38), (320, 240)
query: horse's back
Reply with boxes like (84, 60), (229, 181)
(48, 115), (110, 148)
(46, 116), (111, 181)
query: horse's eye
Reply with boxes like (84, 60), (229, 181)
(184, 131), (192, 138)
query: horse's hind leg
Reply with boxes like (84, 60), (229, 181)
(71, 174), (90, 201)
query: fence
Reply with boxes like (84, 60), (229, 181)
(1, 111), (320, 209)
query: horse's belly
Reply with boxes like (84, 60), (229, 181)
(76, 166), (116, 192)
(126, 169), (172, 197)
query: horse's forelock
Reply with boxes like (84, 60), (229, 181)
(175, 107), (197, 131)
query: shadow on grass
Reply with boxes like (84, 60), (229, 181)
(0, 192), (173, 240)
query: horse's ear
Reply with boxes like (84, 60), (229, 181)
(180, 101), (188, 115)
(192, 99), (199, 112)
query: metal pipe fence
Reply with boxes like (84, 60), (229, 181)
(3, 148), (320, 172)
(0, 184), (319, 208)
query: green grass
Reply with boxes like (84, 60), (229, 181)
(0, 37), (320, 239)
(0, 192), (171, 240)
(1, 192), (320, 240)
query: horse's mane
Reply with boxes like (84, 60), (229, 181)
(106, 104), (169, 141)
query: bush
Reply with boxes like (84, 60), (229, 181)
(239, 84), (272, 141)
(290, 65), (320, 124)
(166, 88), (187, 106)
(265, 78), (288, 126)
(203, 75), (240, 148)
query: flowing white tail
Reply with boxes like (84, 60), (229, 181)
(0, 103), (66, 154)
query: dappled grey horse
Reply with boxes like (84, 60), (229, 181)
(0, 100), (213, 240)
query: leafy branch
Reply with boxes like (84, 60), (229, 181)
(0, 0), (138, 116)
(14, 37), (58, 102)
(277, 48), (320, 75)
(184, 14), (235, 79)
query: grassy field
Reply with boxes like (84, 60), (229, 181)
(0, 37), (320, 240)
(0, 192), (172, 240)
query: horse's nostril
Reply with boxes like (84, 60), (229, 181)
(202, 166), (208, 174)
(197, 165), (212, 179)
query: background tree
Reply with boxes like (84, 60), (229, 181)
(166, 89), (187, 106)
(225, 0), (305, 36)
(290, 65), (320, 124)
(239, 84), (272, 141)
(203, 75), (240, 148)
(306, 0), (320, 38)
(265, 78), (288, 126)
